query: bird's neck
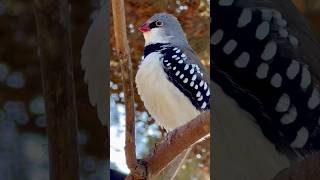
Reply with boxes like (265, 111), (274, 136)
(143, 43), (170, 58)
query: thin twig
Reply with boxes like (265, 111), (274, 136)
(111, 0), (138, 174)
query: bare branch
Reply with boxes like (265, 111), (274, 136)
(111, 0), (137, 173)
(126, 111), (210, 179)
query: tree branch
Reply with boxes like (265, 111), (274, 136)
(111, 0), (137, 174)
(126, 111), (210, 179)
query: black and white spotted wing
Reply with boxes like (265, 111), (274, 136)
(212, 2), (320, 154)
(143, 43), (210, 111)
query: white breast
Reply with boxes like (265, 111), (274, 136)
(135, 52), (200, 130)
(212, 82), (291, 180)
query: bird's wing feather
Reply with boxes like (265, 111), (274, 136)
(80, 2), (109, 126)
(213, 1), (320, 154)
(159, 44), (210, 111)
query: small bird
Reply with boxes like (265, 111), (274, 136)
(136, 13), (210, 130)
(135, 13), (210, 178)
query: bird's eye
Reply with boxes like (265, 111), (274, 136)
(155, 20), (163, 27)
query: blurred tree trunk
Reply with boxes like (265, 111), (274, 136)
(33, 0), (80, 180)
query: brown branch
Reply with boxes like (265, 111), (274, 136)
(111, 0), (138, 175)
(272, 152), (320, 180)
(32, 0), (80, 180)
(126, 111), (210, 179)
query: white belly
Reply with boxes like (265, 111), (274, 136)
(135, 52), (200, 130)
(212, 82), (291, 180)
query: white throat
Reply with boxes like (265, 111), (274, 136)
(143, 28), (172, 45)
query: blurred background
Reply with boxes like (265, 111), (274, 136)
(0, 0), (319, 180)
(0, 0), (108, 179)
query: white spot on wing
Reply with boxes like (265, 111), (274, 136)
(308, 88), (320, 110)
(271, 73), (282, 88)
(280, 106), (297, 125)
(201, 102), (207, 109)
(234, 52), (250, 68)
(286, 60), (300, 80)
(190, 68), (195, 74)
(300, 65), (311, 90)
(261, 41), (277, 61)
(256, 63), (269, 79)
(256, 21), (270, 40)
(275, 93), (290, 112)
(206, 90), (210, 96)
(238, 9), (252, 28)
(184, 64), (189, 70)
(290, 127), (309, 148)
(204, 83), (208, 90)
(192, 74), (197, 81)
(223, 39), (237, 55)
(199, 80), (204, 87)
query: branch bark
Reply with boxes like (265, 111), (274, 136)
(33, 0), (80, 180)
(126, 111), (210, 179)
(145, 111), (210, 178)
(111, 0), (138, 175)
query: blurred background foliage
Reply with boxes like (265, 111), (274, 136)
(0, 0), (319, 179)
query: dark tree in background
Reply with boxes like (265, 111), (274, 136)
(0, 0), (107, 179)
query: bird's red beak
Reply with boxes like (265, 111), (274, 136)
(139, 22), (150, 33)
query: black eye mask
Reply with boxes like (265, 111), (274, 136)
(149, 21), (162, 29)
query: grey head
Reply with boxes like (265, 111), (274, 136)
(139, 13), (189, 47)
